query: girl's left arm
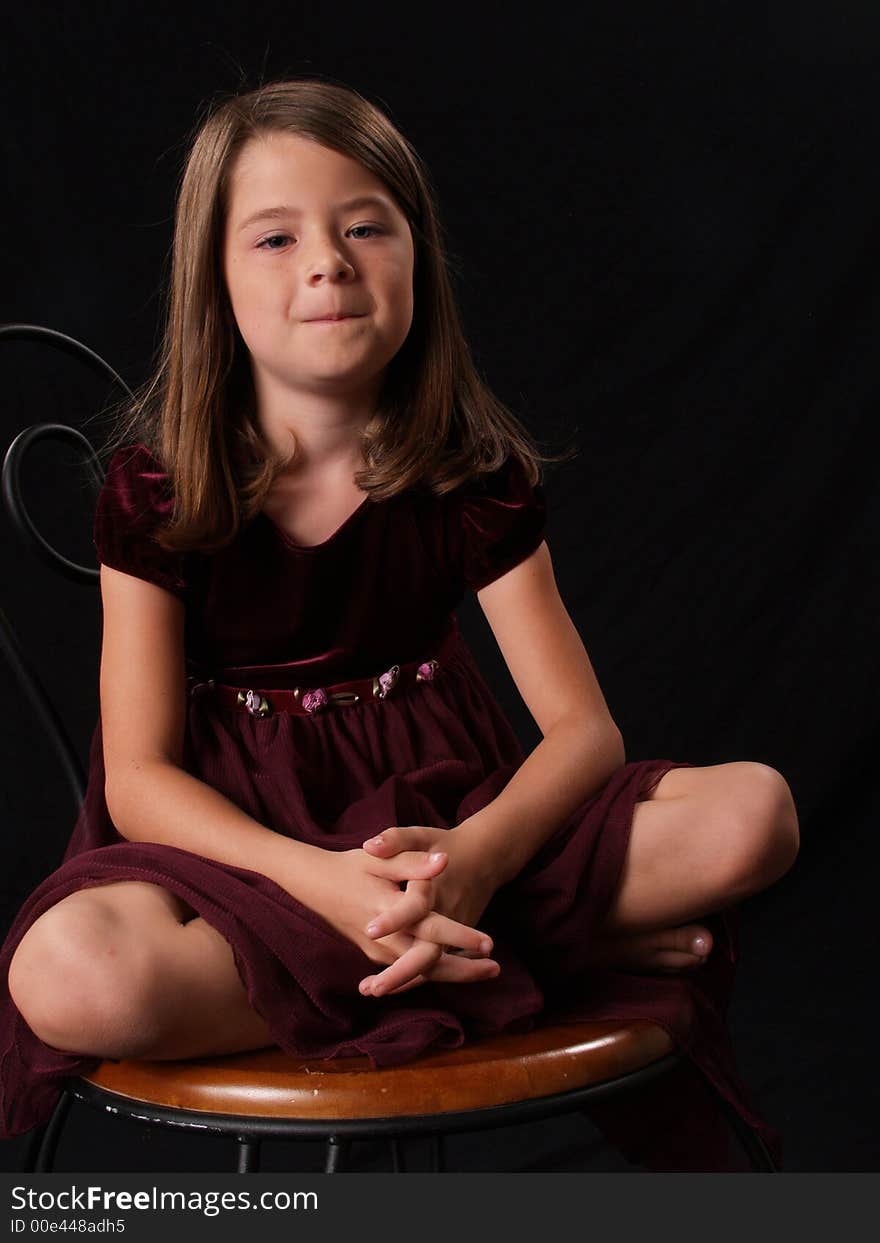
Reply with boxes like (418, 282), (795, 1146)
(451, 538), (626, 885)
(357, 540), (625, 994)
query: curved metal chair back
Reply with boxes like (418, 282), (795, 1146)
(0, 323), (132, 811)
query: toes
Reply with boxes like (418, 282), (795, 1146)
(618, 923), (713, 961)
(583, 921), (715, 974)
(651, 923), (712, 959)
(651, 949), (707, 971)
(649, 924), (713, 971)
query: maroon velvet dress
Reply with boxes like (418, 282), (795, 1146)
(0, 443), (781, 1169)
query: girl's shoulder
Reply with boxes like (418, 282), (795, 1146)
(93, 441), (189, 599)
(439, 453), (548, 593)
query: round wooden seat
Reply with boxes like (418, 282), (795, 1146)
(78, 1019), (675, 1120)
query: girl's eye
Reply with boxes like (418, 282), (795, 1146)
(256, 233), (291, 250)
(255, 225), (382, 250)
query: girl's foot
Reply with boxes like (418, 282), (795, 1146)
(583, 922), (713, 974)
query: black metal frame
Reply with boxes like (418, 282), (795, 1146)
(2, 323), (780, 1175)
(1, 324), (126, 813)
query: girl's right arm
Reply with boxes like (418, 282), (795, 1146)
(98, 565), (497, 984)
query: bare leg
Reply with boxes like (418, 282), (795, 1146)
(8, 881), (276, 1060)
(137, 914), (277, 1059)
(581, 761), (799, 972)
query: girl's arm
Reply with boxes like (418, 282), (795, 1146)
(458, 538), (625, 879)
(100, 564), (497, 984)
(358, 704), (622, 998)
(453, 711), (624, 885)
(361, 711), (622, 937)
(359, 539), (626, 985)
(107, 756), (498, 981)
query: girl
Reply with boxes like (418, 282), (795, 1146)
(0, 77), (799, 1168)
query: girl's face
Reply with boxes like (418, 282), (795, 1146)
(222, 132), (415, 408)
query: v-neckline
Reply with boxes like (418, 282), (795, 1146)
(259, 492), (372, 553)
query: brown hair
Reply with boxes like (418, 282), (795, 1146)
(100, 75), (574, 553)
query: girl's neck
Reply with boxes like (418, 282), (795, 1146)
(254, 375), (380, 477)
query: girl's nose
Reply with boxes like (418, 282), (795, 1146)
(305, 243), (356, 284)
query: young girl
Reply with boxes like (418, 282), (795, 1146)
(0, 77), (799, 1169)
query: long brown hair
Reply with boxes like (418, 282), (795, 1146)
(100, 75), (575, 553)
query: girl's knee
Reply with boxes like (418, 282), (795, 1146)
(728, 762), (800, 892)
(7, 895), (167, 1055)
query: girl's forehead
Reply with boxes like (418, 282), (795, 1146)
(229, 133), (380, 196)
(224, 135), (403, 229)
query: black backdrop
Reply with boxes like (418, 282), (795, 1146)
(1, 2), (877, 1171)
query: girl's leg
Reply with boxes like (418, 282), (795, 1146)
(583, 760), (799, 971)
(7, 881), (276, 1060)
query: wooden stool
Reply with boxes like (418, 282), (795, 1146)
(20, 1017), (776, 1172)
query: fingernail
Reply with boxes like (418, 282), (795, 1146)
(693, 935), (708, 955)
(366, 835), (384, 847)
(429, 851), (446, 862)
(366, 921), (381, 936)
(479, 938), (492, 954)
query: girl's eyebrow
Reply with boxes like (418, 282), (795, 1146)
(236, 194), (393, 233)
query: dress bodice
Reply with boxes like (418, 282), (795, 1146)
(93, 443), (548, 688)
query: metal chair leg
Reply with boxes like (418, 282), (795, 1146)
(389, 1135), (443, 1171)
(20, 1123), (49, 1173)
(22, 1090), (73, 1172)
(324, 1136), (350, 1173)
(236, 1137), (261, 1172)
(428, 1133), (445, 1172)
(716, 1096), (780, 1171)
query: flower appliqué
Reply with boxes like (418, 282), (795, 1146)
(373, 664), (401, 700)
(302, 687), (330, 714)
(237, 689), (271, 718)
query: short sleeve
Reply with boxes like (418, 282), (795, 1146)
(453, 454), (548, 592)
(93, 443), (189, 599)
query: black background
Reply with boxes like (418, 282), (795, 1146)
(1, 1), (877, 1171)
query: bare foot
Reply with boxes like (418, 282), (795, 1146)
(583, 923), (713, 974)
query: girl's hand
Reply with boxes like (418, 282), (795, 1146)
(282, 844), (499, 992)
(359, 825), (501, 997)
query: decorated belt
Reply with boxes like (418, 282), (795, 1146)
(187, 622), (460, 719)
